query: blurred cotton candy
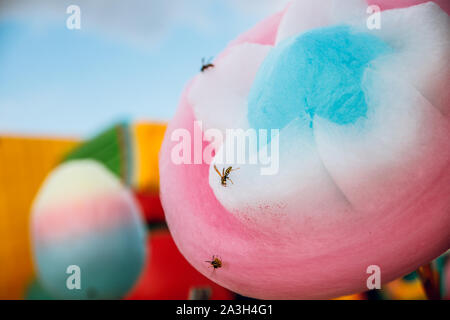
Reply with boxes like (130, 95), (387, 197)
(160, 0), (450, 299)
(31, 160), (147, 299)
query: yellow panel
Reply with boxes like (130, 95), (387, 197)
(131, 122), (167, 193)
(383, 276), (427, 300)
(0, 136), (79, 299)
(333, 293), (365, 300)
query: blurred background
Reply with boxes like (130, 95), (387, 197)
(0, 0), (448, 300)
(0, 0), (289, 137)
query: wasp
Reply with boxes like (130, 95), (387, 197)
(205, 255), (222, 270)
(201, 57), (214, 72)
(214, 165), (239, 187)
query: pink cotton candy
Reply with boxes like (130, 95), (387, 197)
(160, 88), (450, 299)
(367, 0), (450, 14)
(159, 1), (450, 299)
(33, 191), (138, 243)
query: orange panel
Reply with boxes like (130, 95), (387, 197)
(334, 293), (366, 300)
(131, 122), (166, 193)
(383, 275), (427, 300)
(0, 136), (79, 299)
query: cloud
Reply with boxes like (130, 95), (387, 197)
(228, 0), (290, 16)
(0, 0), (215, 46)
(0, 0), (290, 47)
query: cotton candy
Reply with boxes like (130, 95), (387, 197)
(160, 0), (450, 299)
(31, 160), (147, 299)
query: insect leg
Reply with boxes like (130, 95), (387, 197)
(214, 165), (223, 178)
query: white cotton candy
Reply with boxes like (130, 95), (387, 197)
(188, 43), (272, 134)
(209, 114), (353, 231)
(276, 0), (368, 44)
(33, 160), (123, 216)
(313, 69), (450, 213)
(364, 2), (450, 116)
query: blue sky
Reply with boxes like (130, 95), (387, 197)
(0, 1), (287, 137)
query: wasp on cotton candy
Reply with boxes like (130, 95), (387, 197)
(200, 57), (215, 72)
(205, 255), (223, 270)
(214, 165), (239, 187)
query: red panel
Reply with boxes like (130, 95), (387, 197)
(126, 230), (234, 300)
(134, 192), (165, 223)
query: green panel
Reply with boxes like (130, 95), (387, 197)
(62, 123), (130, 184)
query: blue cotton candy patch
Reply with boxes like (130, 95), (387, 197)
(248, 25), (392, 131)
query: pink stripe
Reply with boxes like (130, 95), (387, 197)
(32, 191), (138, 242)
(366, 0), (450, 14)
